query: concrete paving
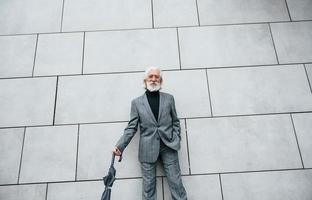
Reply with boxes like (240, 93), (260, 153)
(0, 0), (312, 199)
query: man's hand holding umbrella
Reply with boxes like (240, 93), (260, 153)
(112, 147), (122, 156)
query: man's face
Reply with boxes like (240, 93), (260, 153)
(146, 69), (161, 84)
(145, 69), (161, 91)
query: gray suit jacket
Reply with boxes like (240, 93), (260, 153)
(116, 91), (181, 163)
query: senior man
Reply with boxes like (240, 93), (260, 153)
(113, 67), (187, 200)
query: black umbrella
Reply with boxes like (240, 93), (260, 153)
(101, 153), (122, 200)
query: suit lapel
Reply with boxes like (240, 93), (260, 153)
(158, 92), (163, 122)
(143, 93), (157, 123)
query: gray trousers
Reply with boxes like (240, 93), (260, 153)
(140, 140), (187, 200)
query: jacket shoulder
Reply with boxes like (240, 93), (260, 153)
(160, 92), (174, 100)
(131, 95), (143, 104)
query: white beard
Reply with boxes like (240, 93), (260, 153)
(146, 83), (161, 92)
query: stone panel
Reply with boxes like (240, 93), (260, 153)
(222, 170), (312, 200)
(19, 125), (78, 183)
(84, 29), (179, 74)
(197, 0), (289, 25)
(162, 70), (211, 118)
(207, 65), (312, 116)
(179, 24), (277, 69)
(0, 184), (46, 200)
(0, 128), (24, 184)
(34, 33), (83, 76)
(0, 0), (63, 35)
(187, 115), (302, 174)
(56, 70), (211, 124)
(62, 0), (152, 32)
(55, 73), (144, 124)
(271, 21), (312, 64)
(0, 77), (57, 127)
(0, 35), (36, 78)
(153, 0), (198, 27)
(292, 113), (312, 167)
(287, 0), (312, 20)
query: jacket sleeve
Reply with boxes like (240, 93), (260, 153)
(115, 100), (139, 153)
(170, 95), (181, 140)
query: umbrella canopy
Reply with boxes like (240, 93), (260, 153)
(101, 154), (121, 200)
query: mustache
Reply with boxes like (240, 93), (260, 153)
(148, 81), (160, 85)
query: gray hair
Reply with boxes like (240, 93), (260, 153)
(143, 66), (163, 82)
(143, 67), (163, 88)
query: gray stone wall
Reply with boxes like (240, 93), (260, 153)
(0, 0), (312, 199)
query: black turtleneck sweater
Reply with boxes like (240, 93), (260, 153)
(146, 90), (159, 121)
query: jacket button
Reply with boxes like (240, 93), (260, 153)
(156, 137), (160, 140)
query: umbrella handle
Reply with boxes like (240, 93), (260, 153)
(110, 154), (115, 167)
(118, 154), (122, 162)
(110, 153), (122, 167)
